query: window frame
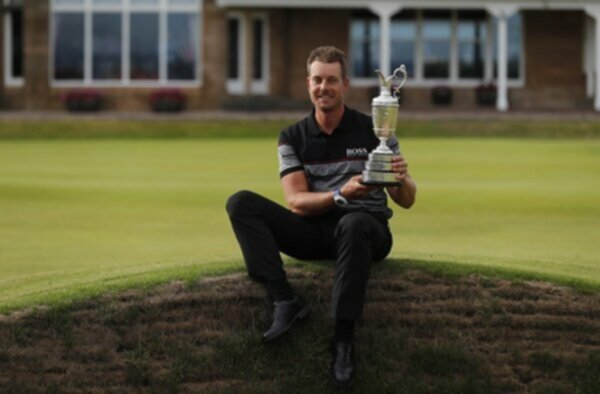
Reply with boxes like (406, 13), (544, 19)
(349, 9), (524, 89)
(49, 0), (202, 88)
(249, 13), (269, 95)
(226, 12), (246, 95)
(3, 0), (24, 87)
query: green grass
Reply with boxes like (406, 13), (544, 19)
(1, 118), (600, 139)
(0, 124), (599, 312)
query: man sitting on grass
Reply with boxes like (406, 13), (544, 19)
(226, 45), (416, 387)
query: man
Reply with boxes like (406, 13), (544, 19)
(226, 46), (416, 386)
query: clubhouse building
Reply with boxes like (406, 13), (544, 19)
(1, 0), (599, 112)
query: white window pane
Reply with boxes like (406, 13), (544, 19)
(227, 18), (239, 79)
(350, 18), (379, 78)
(53, 12), (84, 80)
(93, 13), (122, 80)
(130, 13), (159, 80)
(168, 0), (198, 5)
(423, 41), (450, 78)
(9, 7), (24, 79)
(131, 0), (158, 5)
(391, 41), (414, 78)
(93, 0), (122, 5)
(252, 18), (263, 80)
(54, 0), (84, 5)
(458, 42), (484, 78)
(391, 21), (415, 40)
(423, 21), (450, 39)
(168, 13), (197, 80)
(350, 21), (365, 41)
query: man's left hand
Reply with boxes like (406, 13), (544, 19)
(391, 155), (409, 182)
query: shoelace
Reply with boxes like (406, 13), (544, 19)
(336, 342), (353, 365)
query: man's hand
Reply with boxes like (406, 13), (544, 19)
(386, 155), (416, 209)
(340, 175), (378, 199)
(391, 155), (409, 182)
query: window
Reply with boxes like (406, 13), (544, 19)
(227, 17), (240, 80)
(350, 9), (523, 85)
(252, 19), (263, 81)
(4, 0), (24, 86)
(168, 13), (198, 80)
(422, 11), (451, 79)
(226, 12), (269, 95)
(250, 15), (268, 94)
(350, 11), (379, 78)
(92, 13), (122, 80)
(50, 0), (201, 85)
(457, 11), (487, 79)
(390, 10), (416, 78)
(130, 13), (159, 80)
(53, 13), (85, 80)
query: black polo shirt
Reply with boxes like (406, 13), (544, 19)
(277, 106), (399, 218)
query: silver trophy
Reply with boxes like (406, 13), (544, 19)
(361, 65), (407, 186)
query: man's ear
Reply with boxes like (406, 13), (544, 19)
(343, 77), (350, 91)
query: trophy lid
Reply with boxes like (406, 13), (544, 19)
(372, 65), (407, 107)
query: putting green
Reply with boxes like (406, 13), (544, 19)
(0, 138), (598, 311)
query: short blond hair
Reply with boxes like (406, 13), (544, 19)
(306, 46), (348, 80)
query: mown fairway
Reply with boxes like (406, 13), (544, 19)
(0, 135), (599, 312)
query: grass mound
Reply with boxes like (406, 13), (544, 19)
(1, 266), (599, 393)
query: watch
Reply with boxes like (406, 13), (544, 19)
(333, 189), (349, 206)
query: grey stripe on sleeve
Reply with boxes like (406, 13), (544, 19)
(278, 144), (302, 174)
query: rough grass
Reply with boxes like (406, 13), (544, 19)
(1, 265), (599, 393)
(1, 118), (600, 139)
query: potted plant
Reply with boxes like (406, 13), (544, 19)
(61, 89), (103, 112)
(431, 85), (452, 106)
(149, 89), (186, 112)
(476, 82), (497, 106)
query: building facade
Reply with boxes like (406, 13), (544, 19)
(1, 0), (599, 111)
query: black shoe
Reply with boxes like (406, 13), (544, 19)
(262, 297), (310, 343)
(330, 340), (355, 387)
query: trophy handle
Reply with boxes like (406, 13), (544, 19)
(391, 65), (407, 99)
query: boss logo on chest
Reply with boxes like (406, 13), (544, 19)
(346, 147), (369, 158)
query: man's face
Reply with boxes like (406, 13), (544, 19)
(306, 61), (349, 113)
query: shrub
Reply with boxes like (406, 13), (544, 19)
(60, 89), (103, 112)
(149, 89), (186, 112)
(476, 83), (497, 106)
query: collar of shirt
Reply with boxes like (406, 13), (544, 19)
(307, 105), (353, 137)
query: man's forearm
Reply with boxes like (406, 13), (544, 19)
(287, 191), (335, 217)
(387, 176), (416, 209)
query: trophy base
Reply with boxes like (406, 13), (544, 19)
(360, 150), (401, 186)
(361, 170), (402, 186)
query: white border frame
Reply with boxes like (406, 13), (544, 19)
(3, 1), (25, 87)
(49, 0), (203, 88)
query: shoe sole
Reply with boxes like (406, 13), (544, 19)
(262, 305), (311, 343)
(329, 370), (355, 387)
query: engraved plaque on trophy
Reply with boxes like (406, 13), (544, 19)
(361, 65), (407, 186)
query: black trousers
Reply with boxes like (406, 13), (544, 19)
(226, 190), (393, 321)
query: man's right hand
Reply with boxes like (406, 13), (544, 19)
(340, 175), (379, 200)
